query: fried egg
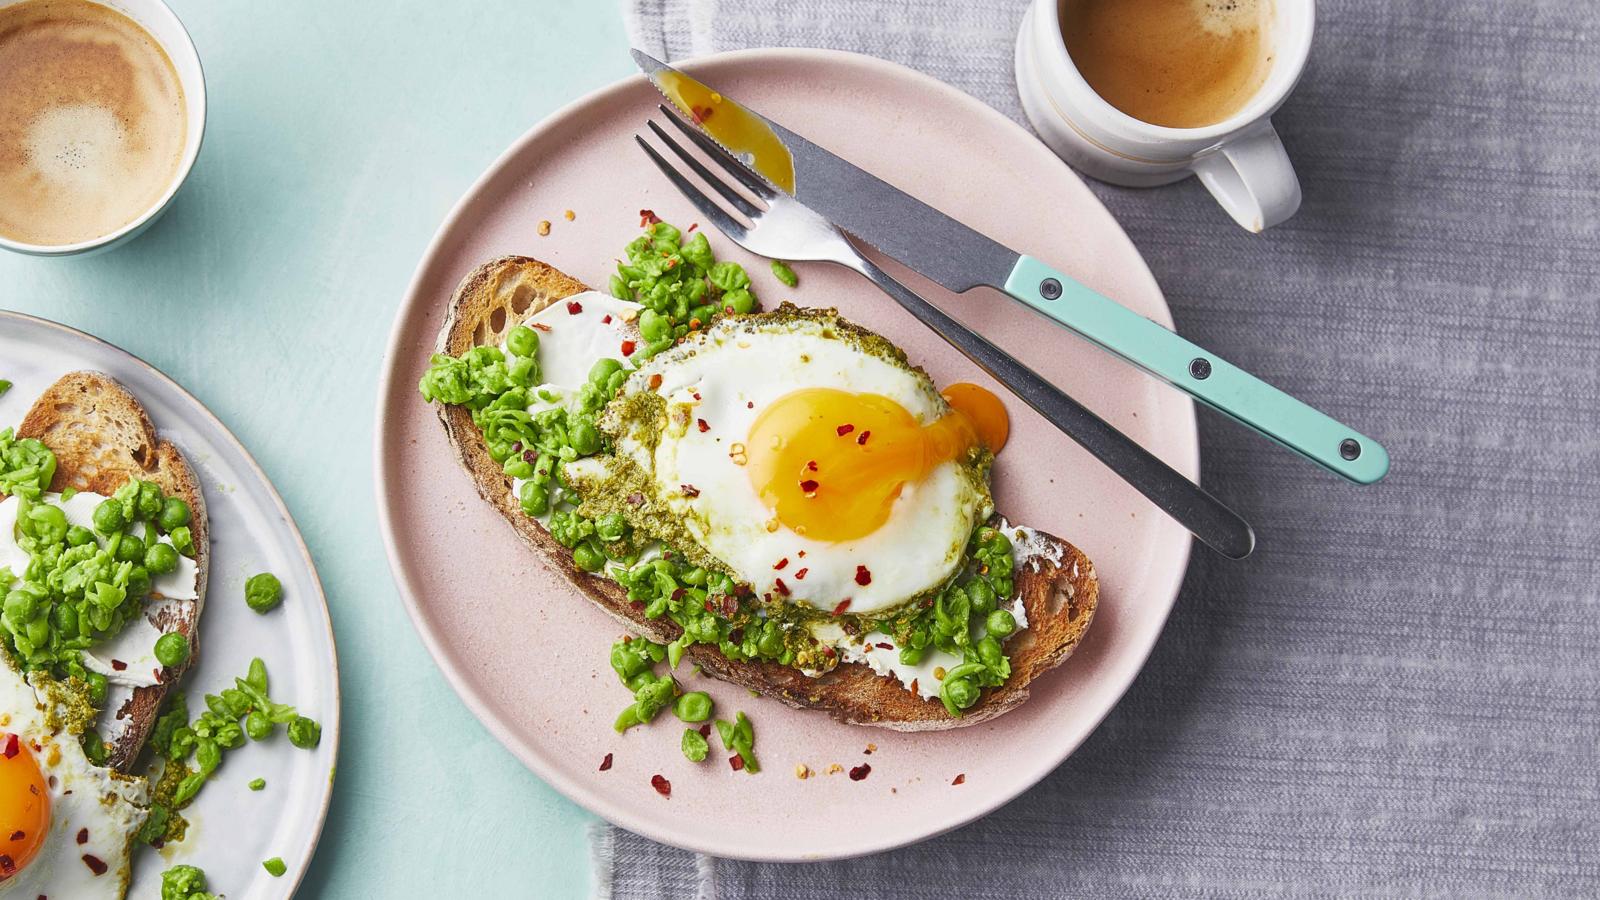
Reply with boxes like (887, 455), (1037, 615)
(0, 661), (147, 898)
(590, 309), (998, 615)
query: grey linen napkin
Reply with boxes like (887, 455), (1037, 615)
(602, 1), (1600, 897)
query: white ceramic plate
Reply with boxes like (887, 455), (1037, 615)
(0, 312), (340, 898)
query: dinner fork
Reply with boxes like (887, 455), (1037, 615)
(635, 108), (1256, 559)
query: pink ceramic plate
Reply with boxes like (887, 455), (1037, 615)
(375, 48), (1197, 861)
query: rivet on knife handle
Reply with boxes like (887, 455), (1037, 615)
(1003, 256), (1391, 484)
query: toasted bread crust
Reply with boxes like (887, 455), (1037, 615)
(16, 372), (209, 770)
(436, 257), (1099, 730)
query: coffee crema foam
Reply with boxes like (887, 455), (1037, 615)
(0, 0), (187, 246)
(1061, 0), (1275, 130)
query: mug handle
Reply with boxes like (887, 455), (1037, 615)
(1192, 120), (1302, 232)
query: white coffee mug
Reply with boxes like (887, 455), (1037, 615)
(1015, 0), (1313, 232)
(0, 0), (206, 257)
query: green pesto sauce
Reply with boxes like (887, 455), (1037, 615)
(38, 673), (96, 737)
(150, 761), (192, 843)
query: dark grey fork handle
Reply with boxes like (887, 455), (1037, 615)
(849, 255), (1256, 560)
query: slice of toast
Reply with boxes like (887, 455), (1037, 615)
(15, 372), (209, 769)
(436, 256), (1099, 730)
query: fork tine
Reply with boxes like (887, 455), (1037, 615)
(645, 121), (761, 219)
(658, 104), (779, 201)
(633, 136), (750, 242)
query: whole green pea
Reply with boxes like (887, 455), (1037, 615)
(609, 273), (631, 300)
(638, 309), (669, 342)
(145, 542), (180, 576)
(898, 645), (924, 666)
(85, 670), (108, 704)
(967, 578), (997, 615)
(573, 541), (605, 573)
(595, 512), (628, 543)
(588, 357), (624, 387)
(157, 497), (191, 533)
(756, 625), (785, 659)
(137, 482), (163, 521)
(4, 589), (37, 623)
(154, 632), (190, 668)
(287, 716), (321, 749)
(169, 525), (195, 558)
(126, 566), (152, 600)
(674, 691), (713, 723)
(113, 533), (145, 563)
(569, 419), (601, 455)
(986, 608), (1017, 638)
(244, 572), (283, 614)
(92, 499), (126, 536)
(518, 481), (549, 517)
(506, 325), (539, 358)
(246, 709), (272, 741)
(52, 601), (78, 639)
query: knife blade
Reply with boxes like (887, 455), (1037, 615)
(632, 49), (1391, 486)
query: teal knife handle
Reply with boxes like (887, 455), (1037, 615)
(1003, 256), (1389, 484)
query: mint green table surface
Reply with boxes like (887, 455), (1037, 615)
(0, 2), (632, 895)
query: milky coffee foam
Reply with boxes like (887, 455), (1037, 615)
(0, 0), (187, 246)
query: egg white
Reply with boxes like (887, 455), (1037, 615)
(0, 663), (147, 899)
(600, 311), (991, 616)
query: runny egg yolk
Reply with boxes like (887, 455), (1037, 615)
(655, 68), (796, 194)
(746, 386), (1004, 543)
(0, 734), (50, 880)
(941, 383), (1010, 452)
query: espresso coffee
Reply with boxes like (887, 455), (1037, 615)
(0, 0), (187, 246)
(1060, 0), (1273, 129)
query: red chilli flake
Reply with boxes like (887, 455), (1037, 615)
(626, 492), (645, 507)
(794, 567), (808, 580)
(530, 321), (552, 332)
(773, 557), (789, 570)
(876, 642), (893, 650)
(691, 105), (715, 124)
(681, 484), (700, 498)
(602, 314), (613, 324)
(599, 753), (614, 772)
(729, 755), (745, 771)
(83, 854), (109, 875)
(848, 764), (872, 781)
(806, 460), (818, 471)
(774, 578), (790, 597)
(799, 479), (819, 495)
(621, 340), (637, 357)
(699, 723), (711, 737)
(952, 774), (966, 786)
(832, 599), (852, 616)
(76, 828), (89, 844)
(746, 401), (754, 409)
(1, 734), (17, 759)
(854, 565), (872, 586)
(566, 300), (583, 315)
(696, 419), (710, 433)
(7, 830), (21, 841)
(639, 209), (661, 227)
(648, 373), (663, 391)
(857, 430), (871, 445)
(687, 223), (699, 234)
(110, 659), (127, 671)
(0, 855), (12, 877)
(836, 423), (855, 436)
(720, 596), (740, 618)
(650, 774), (671, 797)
